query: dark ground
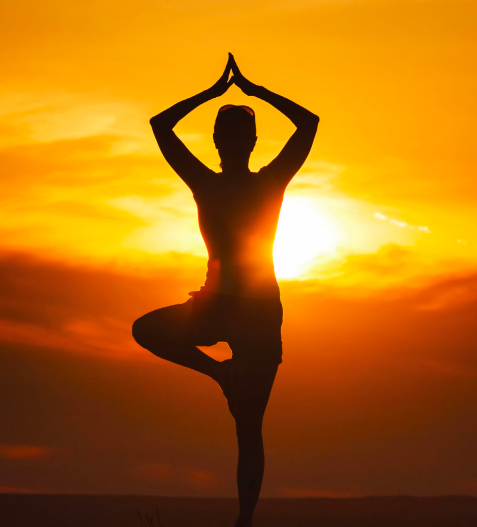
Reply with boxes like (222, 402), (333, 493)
(1, 494), (477, 527)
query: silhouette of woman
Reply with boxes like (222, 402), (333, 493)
(132, 53), (319, 527)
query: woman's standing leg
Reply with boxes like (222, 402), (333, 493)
(230, 362), (279, 527)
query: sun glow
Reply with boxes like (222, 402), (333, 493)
(273, 196), (341, 279)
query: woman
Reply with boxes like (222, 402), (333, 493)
(132, 53), (319, 527)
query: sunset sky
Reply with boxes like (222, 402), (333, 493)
(1, 0), (477, 497)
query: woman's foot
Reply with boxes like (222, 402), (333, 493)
(215, 359), (235, 415)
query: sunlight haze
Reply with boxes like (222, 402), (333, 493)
(1, 0), (477, 499)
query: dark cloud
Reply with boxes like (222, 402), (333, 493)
(0, 249), (200, 334)
(413, 272), (477, 312)
(0, 445), (56, 459)
(0, 249), (476, 496)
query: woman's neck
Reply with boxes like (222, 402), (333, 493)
(220, 158), (250, 175)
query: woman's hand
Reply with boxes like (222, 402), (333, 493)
(208, 54), (235, 98)
(229, 54), (259, 96)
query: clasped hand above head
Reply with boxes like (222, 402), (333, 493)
(150, 51), (318, 192)
(208, 53), (260, 98)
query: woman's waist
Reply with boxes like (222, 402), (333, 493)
(206, 254), (276, 271)
(203, 257), (280, 299)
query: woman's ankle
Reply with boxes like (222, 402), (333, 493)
(235, 516), (252, 527)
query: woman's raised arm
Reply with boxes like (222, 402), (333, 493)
(230, 54), (319, 188)
(150, 55), (234, 191)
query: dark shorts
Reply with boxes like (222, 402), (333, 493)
(167, 289), (283, 366)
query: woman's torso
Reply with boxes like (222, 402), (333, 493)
(192, 166), (285, 299)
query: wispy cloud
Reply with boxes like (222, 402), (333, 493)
(0, 445), (58, 460)
(133, 463), (219, 490)
(289, 160), (345, 194)
(374, 212), (431, 233)
(108, 194), (207, 256)
(0, 91), (149, 145)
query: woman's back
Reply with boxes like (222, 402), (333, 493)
(193, 166), (285, 298)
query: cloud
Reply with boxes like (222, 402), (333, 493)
(0, 484), (36, 493)
(0, 445), (57, 460)
(134, 463), (218, 490)
(0, 249), (204, 359)
(0, 93), (205, 265)
(288, 160), (345, 194)
(300, 243), (477, 298)
(374, 211), (431, 233)
(0, 135), (158, 189)
(108, 194), (208, 256)
(412, 271), (477, 312)
(1, 248), (477, 496)
(0, 91), (149, 144)
(1, 246), (475, 366)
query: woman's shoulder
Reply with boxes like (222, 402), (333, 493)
(255, 165), (279, 185)
(189, 167), (218, 196)
(254, 165), (287, 195)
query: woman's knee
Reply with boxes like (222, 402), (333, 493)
(132, 312), (167, 349)
(235, 415), (263, 440)
(132, 306), (186, 349)
(132, 314), (152, 348)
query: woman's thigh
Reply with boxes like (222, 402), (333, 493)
(132, 297), (224, 348)
(132, 301), (193, 348)
(231, 362), (279, 426)
(226, 297), (283, 365)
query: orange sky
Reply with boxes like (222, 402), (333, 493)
(1, 0), (477, 497)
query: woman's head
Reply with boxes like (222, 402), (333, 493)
(213, 105), (257, 168)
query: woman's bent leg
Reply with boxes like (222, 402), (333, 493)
(132, 303), (220, 379)
(231, 362), (279, 527)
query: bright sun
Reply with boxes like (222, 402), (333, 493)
(273, 195), (341, 279)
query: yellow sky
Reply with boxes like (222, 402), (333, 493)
(1, 0), (477, 498)
(1, 0), (477, 289)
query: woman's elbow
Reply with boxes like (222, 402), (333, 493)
(310, 113), (320, 127)
(149, 114), (171, 135)
(300, 113), (319, 132)
(300, 112), (319, 127)
(149, 114), (162, 126)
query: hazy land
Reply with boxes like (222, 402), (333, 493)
(1, 494), (477, 526)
